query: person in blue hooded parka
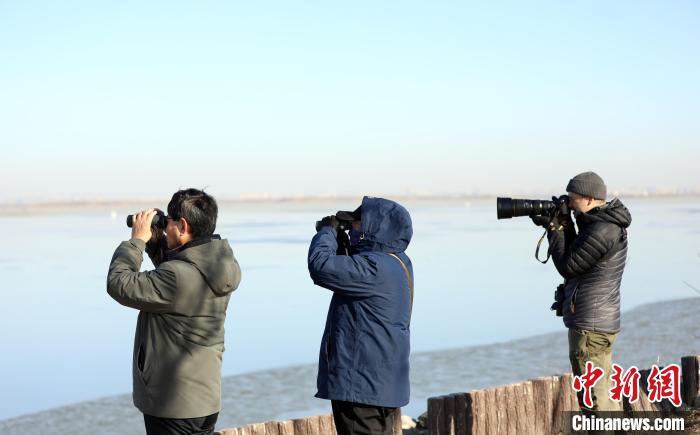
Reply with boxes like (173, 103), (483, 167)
(308, 196), (414, 435)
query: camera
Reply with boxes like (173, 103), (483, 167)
(551, 283), (564, 317)
(126, 210), (167, 229)
(496, 196), (568, 220)
(497, 195), (571, 264)
(497, 195), (571, 310)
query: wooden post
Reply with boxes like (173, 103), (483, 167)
(392, 408), (403, 435)
(485, 387), (499, 435)
(444, 394), (456, 435)
(293, 418), (309, 435)
(277, 420), (295, 435)
(319, 414), (336, 435)
(264, 421), (280, 435)
(247, 423), (267, 435)
(500, 384), (516, 435)
(559, 373), (579, 412)
(454, 393), (468, 435)
(682, 355), (700, 407)
(306, 416), (321, 435)
(518, 381), (535, 435)
(532, 376), (555, 435)
(428, 396), (445, 435)
(550, 374), (566, 434)
(464, 390), (483, 435)
(562, 373), (580, 435)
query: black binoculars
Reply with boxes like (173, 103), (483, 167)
(126, 211), (167, 229)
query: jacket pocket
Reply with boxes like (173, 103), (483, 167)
(326, 332), (335, 366)
(586, 330), (615, 357)
(568, 328), (588, 360)
(137, 344), (146, 373)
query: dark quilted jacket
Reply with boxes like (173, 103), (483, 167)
(547, 198), (632, 334)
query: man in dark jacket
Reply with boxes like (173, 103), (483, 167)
(108, 189), (241, 435)
(308, 196), (413, 435)
(534, 172), (631, 413)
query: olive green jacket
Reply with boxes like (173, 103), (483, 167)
(107, 237), (241, 418)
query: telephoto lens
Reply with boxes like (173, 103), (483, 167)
(126, 211), (167, 228)
(496, 197), (556, 219)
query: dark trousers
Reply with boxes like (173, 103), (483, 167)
(331, 400), (396, 435)
(143, 412), (218, 435)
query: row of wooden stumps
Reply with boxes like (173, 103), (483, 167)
(219, 410), (403, 435)
(217, 355), (699, 435)
(427, 355), (700, 435)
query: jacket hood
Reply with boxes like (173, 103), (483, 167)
(174, 238), (239, 295)
(357, 196), (413, 253)
(578, 197), (632, 228)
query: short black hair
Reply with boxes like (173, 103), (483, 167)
(167, 188), (218, 238)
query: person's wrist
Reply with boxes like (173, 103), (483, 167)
(132, 231), (151, 243)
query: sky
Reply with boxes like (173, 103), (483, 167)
(1, 1), (699, 203)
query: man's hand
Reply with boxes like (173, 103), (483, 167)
(131, 209), (157, 243)
(318, 215), (340, 232)
(531, 214), (571, 231)
(531, 215), (551, 228)
(144, 208), (168, 265)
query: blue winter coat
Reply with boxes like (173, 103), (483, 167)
(308, 196), (413, 408)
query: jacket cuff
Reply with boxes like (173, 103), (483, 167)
(128, 238), (147, 252)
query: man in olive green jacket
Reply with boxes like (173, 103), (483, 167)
(108, 189), (241, 435)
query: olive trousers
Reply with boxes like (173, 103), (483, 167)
(568, 328), (620, 412)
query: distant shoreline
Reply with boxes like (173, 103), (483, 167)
(1, 193), (699, 217)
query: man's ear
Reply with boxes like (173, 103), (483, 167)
(179, 217), (190, 236)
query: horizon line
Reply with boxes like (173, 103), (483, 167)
(1, 190), (699, 211)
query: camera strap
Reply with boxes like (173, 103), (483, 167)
(389, 253), (414, 323)
(535, 229), (551, 264)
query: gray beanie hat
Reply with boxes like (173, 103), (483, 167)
(566, 171), (607, 200)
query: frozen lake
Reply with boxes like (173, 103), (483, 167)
(1, 197), (699, 422)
